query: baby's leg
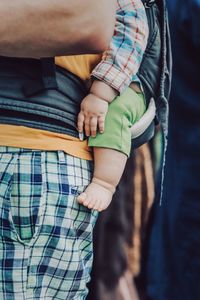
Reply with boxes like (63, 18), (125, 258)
(77, 88), (146, 211)
(77, 147), (127, 211)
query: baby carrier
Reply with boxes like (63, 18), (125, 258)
(132, 0), (172, 148)
(0, 0), (172, 149)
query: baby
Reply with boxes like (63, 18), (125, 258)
(77, 0), (149, 211)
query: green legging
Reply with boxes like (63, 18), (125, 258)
(88, 87), (146, 157)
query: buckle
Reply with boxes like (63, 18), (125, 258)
(144, 0), (156, 8)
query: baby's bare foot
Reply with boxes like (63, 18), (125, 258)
(77, 177), (115, 211)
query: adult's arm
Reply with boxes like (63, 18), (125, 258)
(0, 0), (116, 57)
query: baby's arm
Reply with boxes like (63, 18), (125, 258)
(92, 0), (149, 94)
(77, 0), (148, 137)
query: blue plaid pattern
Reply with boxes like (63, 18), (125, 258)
(0, 147), (97, 299)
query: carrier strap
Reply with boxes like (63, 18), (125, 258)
(23, 57), (58, 97)
(142, 0), (156, 7)
(41, 57), (58, 90)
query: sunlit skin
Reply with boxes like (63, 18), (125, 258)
(0, 0), (116, 57)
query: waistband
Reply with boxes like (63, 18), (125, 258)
(0, 59), (88, 138)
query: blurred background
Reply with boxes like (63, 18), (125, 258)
(86, 1), (200, 299)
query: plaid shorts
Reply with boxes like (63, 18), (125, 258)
(0, 147), (97, 300)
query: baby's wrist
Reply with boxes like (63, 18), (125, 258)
(90, 80), (118, 103)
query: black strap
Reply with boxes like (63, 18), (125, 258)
(41, 57), (58, 90)
(143, 0), (156, 7)
(23, 57), (58, 97)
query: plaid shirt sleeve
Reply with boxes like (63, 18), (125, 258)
(91, 0), (149, 94)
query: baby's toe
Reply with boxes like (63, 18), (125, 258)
(98, 201), (106, 211)
(86, 197), (96, 209)
(91, 198), (101, 211)
(77, 192), (87, 204)
(83, 195), (92, 207)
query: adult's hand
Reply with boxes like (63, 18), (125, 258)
(0, 0), (116, 57)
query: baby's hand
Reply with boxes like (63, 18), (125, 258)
(77, 93), (108, 137)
